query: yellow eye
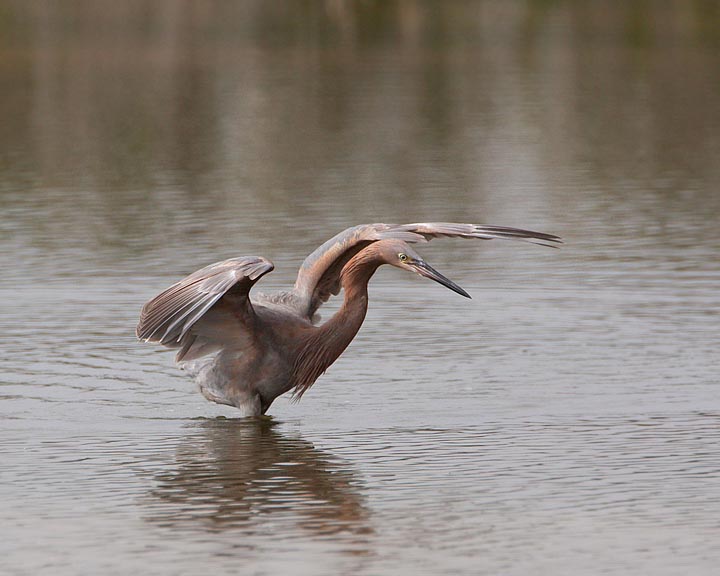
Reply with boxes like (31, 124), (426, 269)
(398, 253), (408, 262)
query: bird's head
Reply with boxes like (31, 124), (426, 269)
(376, 239), (471, 299)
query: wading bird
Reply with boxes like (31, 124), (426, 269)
(137, 223), (561, 416)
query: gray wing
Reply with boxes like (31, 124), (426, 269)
(392, 222), (562, 246)
(292, 222), (561, 320)
(136, 256), (274, 353)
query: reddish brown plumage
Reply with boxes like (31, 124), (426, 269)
(291, 243), (382, 398)
(136, 223), (561, 415)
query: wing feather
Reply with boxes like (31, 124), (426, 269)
(292, 222), (561, 319)
(396, 223), (562, 246)
(136, 256), (274, 346)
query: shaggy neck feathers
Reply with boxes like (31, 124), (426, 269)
(292, 246), (384, 397)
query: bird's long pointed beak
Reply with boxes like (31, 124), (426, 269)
(411, 260), (471, 299)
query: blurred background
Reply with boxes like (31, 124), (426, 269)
(1, 2), (719, 575)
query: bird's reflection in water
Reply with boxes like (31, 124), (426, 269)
(145, 418), (372, 541)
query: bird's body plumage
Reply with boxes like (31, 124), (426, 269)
(137, 223), (561, 416)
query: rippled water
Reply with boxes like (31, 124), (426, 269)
(2, 2), (720, 575)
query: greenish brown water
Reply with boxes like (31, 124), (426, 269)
(2, 2), (720, 575)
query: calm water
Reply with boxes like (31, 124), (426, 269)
(2, 2), (720, 575)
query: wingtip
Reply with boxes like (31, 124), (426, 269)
(533, 239), (563, 249)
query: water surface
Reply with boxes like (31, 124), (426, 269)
(2, 2), (719, 575)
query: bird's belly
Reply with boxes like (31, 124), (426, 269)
(180, 349), (291, 414)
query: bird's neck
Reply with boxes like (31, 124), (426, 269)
(293, 249), (381, 396)
(323, 249), (380, 342)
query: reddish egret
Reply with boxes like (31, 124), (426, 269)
(137, 223), (561, 416)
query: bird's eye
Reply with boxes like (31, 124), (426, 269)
(398, 253), (408, 262)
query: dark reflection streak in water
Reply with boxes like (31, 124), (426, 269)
(142, 418), (373, 546)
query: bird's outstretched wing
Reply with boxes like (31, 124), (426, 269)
(292, 222), (561, 320)
(136, 257), (274, 357)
